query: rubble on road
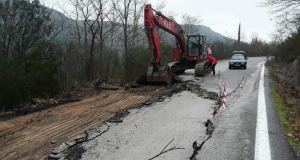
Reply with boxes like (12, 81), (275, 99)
(174, 74), (196, 83)
(108, 110), (130, 123)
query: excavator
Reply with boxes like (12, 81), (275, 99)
(137, 4), (212, 85)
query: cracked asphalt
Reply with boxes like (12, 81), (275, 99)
(62, 57), (297, 160)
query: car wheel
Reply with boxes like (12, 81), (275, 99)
(229, 66), (231, 69)
(244, 65), (247, 69)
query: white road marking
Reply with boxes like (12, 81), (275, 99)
(255, 63), (271, 160)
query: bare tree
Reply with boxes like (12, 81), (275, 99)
(181, 13), (202, 35)
(261, 0), (300, 37)
(261, 0), (300, 24)
(60, 0), (117, 81)
(251, 32), (265, 49)
(270, 26), (287, 42)
(111, 0), (147, 80)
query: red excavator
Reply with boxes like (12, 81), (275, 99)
(137, 4), (212, 84)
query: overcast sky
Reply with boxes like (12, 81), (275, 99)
(44, 0), (275, 42)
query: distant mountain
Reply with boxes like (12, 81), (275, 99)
(199, 25), (234, 43)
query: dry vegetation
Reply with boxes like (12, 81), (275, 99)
(267, 62), (300, 149)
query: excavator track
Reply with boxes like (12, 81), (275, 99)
(195, 60), (211, 77)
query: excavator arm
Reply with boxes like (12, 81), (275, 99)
(144, 4), (187, 65)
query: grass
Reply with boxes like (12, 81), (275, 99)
(270, 86), (299, 146)
(267, 61), (300, 149)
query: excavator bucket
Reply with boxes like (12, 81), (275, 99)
(147, 66), (173, 84)
(137, 66), (173, 85)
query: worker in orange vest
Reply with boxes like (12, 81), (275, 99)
(207, 55), (217, 75)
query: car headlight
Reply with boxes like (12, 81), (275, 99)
(241, 62), (245, 64)
(230, 62), (233, 64)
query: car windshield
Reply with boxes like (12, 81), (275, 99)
(231, 54), (245, 60)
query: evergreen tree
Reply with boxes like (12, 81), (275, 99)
(238, 23), (241, 45)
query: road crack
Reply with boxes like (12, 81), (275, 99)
(190, 119), (214, 160)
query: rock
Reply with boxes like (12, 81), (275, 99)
(51, 143), (69, 154)
(288, 133), (295, 138)
(204, 119), (214, 135)
(74, 134), (87, 143)
(29, 104), (37, 108)
(108, 119), (123, 123)
(85, 129), (102, 140)
(48, 153), (62, 160)
(202, 92), (209, 98)
(174, 75), (195, 83)
(142, 100), (152, 105)
(98, 86), (119, 90)
(42, 150), (50, 155)
(130, 84), (142, 88)
(157, 98), (165, 102)
(66, 141), (76, 147)
(51, 140), (57, 144)
(124, 85), (131, 90)
(49, 99), (59, 105)
(159, 96), (166, 99)
(32, 98), (47, 105)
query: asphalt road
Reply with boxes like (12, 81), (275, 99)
(76, 57), (297, 160)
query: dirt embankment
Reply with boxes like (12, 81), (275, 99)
(0, 80), (206, 160)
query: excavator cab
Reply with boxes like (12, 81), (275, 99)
(187, 34), (206, 57)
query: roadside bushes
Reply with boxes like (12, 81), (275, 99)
(277, 27), (300, 63)
(276, 27), (300, 85)
(123, 43), (174, 82)
(0, 48), (59, 112)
